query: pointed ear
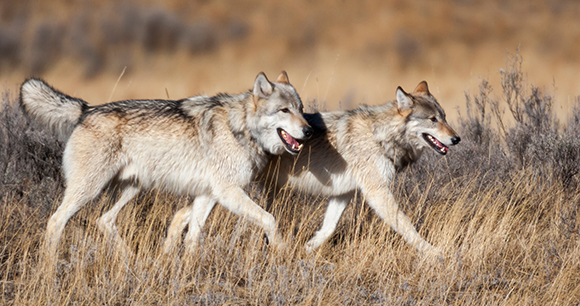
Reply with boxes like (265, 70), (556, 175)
(276, 70), (290, 84)
(414, 81), (430, 95)
(253, 72), (273, 98)
(396, 86), (413, 110)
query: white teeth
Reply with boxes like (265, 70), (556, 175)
(280, 129), (303, 151)
(290, 143), (303, 151)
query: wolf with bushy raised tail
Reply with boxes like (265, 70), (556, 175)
(20, 71), (313, 258)
(166, 81), (459, 255)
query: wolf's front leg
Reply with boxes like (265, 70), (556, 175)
(362, 186), (435, 254)
(183, 196), (216, 252)
(305, 193), (352, 252)
(162, 195), (216, 254)
(162, 205), (192, 254)
(213, 186), (282, 248)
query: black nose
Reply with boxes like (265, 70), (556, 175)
(451, 136), (461, 145)
(303, 126), (313, 138)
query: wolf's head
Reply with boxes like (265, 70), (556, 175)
(249, 71), (313, 155)
(396, 81), (460, 155)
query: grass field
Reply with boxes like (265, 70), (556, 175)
(1, 54), (579, 305)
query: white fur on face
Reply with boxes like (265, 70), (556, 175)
(252, 83), (309, 155)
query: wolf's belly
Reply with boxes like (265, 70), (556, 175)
(285, 171), (358, 197)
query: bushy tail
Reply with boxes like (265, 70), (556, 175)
(20, 78), (90, 141)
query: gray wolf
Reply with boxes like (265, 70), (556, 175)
(165, 81), (459, 254)
(20, 71), (313, 257)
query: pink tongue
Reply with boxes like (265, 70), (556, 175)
(432, 137), (443, 148)
(286, 134), (299, 147)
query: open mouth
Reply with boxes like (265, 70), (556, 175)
(277, 128), (304, 154)
(422, 133), (449, 155)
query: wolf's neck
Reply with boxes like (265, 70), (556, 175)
(230, 96), (270, 173)
(378, 123), (422, 171)
(363, 103), (423, 171)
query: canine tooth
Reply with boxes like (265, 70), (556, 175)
(298, 143), (303, 150)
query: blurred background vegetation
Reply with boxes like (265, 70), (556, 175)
(1, 0), (579, 119)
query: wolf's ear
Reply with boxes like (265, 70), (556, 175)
(276, 71), (290, 85)
(414, 81), (430, 95)
(396, 87), (413, 110)
(254, 72), (274, 98)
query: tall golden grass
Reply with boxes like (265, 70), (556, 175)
(1, 168), (578, 305)
(1, 54), (579, 304)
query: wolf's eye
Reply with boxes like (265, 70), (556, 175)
(430, 117), (438, 122)
(280, 108), (290, 113)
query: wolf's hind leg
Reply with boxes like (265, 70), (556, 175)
(44, 185), (102, 259)
(96, 185), (140, 253)
(44, 171), (115, 259)
(305, 194), (351, 252)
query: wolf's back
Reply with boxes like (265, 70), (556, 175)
(20, 78), (90, 140)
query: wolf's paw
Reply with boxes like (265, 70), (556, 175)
(422, 246), (445, 265)
(304, 240), (321, 253)
(263, 233), (288, 253)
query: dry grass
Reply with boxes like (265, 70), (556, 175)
(1, 164), (578, 304)
(1, 55), (579, 305)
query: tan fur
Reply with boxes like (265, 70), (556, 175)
(165, 81), (460, 255)
(20, 72), (313, 258)
(276, 70), (290, 84)
(413, 80), (430, 95)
